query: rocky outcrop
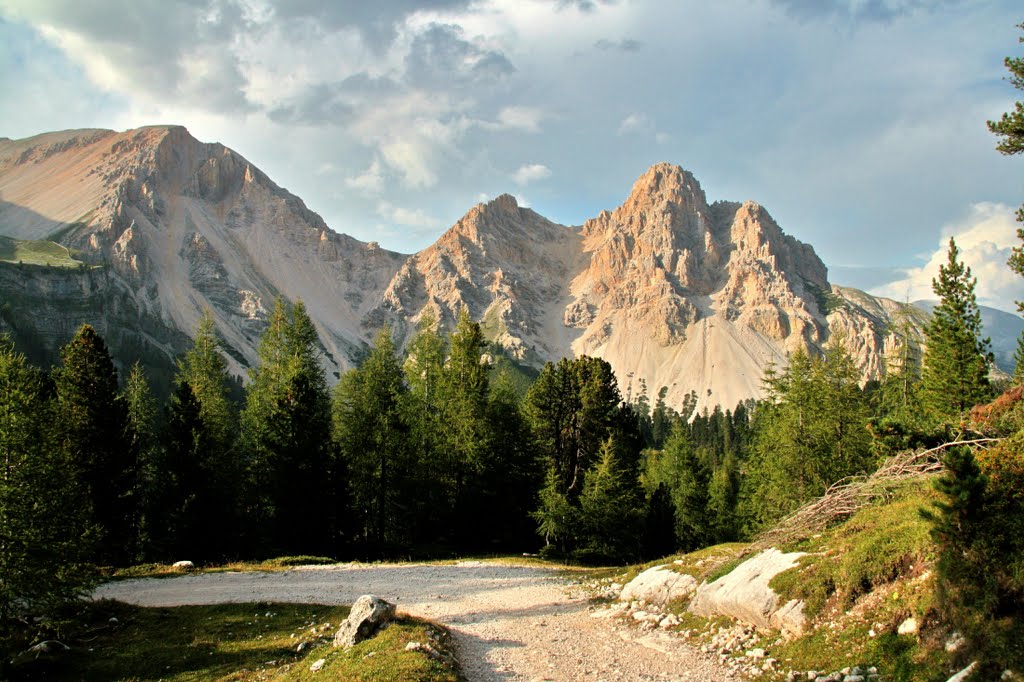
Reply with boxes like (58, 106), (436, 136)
(688, 548), (808, 638)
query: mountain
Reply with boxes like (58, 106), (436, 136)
(0, 126), (998, 409)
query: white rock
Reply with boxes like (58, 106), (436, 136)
(897, 617), (919, 636)
(946, 662), (978, 682)
(945, 631), (965, 652)
(309, 658), (326, 672)
(688, 548), (807, 637)
(620, 565), (698, 608)
(172, 560), (194, 569)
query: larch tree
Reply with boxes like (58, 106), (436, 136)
(242, 298), (334, 556)
(920, 238), (993, 422)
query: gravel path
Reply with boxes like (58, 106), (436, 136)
(95, 562), (740, 681)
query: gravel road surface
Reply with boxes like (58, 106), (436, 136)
(95, 562), (740, 681)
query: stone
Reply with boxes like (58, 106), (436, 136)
(688, 548), (808, 637)
(620, 565), (699, 609)
(333, 595), (396, 648)
(897, 617), (919, 636)
(945, 631), (965, 652)
(172, 560), (194, 569)
(28, 640), (70, 656)
(946, 662), (978, 682)
(309, 658), (326, 672)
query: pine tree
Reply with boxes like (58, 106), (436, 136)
(53, 324), (139, 566)
(333, 326), (412, 553)
(987, 22), (1024, 312)
(920, 238), (993, 421)
(0, 337), (93, 653)
(242, 298), (334, 556)
(577, 437), (644, 563)
(662, 423), (710, 552)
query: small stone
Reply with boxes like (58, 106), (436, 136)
(309, 658), (326, 672)
(746, 648), (766, 659)
(1002, 671), (1018, 681)
(108, 617), (119, 625)
(897, 617), (919, 635)
(296, 642), (308, 653)
(945, 632), (966, 653)
(172, 560), (194, 569)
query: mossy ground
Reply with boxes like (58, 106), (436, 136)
(7, 600), (460, 681)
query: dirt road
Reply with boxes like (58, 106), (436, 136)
(95, 561), (739, 681)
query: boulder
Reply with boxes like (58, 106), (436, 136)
(333, 595), (396, 648)
(619, 565), (698, 608)
(688, 548), (807, 637)
(172, 560), (194, 569)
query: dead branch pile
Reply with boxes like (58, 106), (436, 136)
(747, 438), (1001, 554)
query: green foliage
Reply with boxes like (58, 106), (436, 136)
(0, 336), (94, 659)
(242, 299), (335, 557)
(576, 438), (644, 563)
(333, 326), (413, 552)
(53, 324), (140, 566)
(741, 340), (873, 533)
(920, 238), (993, 422)
(662, 424), (711, 552)
(927, 439), (1024, 675)
(124, 363), (161, 556)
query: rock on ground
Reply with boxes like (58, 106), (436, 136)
(619, 565), (698, 608)
(334, 594), (396, 648)
(688, 547), (808, 637)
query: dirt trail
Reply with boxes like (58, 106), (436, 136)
(95, 562), (739, 681)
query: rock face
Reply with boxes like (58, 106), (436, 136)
(0, 127), (937, 410)
(688, 548), (808, 637)
(619, 565), (698, 608)
(333, 595), (396, 648)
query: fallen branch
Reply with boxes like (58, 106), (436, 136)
(746, 438), (1001, 555)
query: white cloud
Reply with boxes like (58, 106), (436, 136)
(512, 163), (552, 185)
(376, 201), (443, 229)
(617, 112), (652, 135)
(496, 106), (545, 132)
(345, 159), (385, 194)
(872, 203), (1022, 313)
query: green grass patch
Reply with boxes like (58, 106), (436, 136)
(769, 479), (938, 619)
(8, 600), (460, 681)
(0, 234), (83, 267)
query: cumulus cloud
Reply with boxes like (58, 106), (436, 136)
(512, 163), (552, 185)
(495, 106), (545, 133)
(404, 23), (515, 88)
(770, 0), (963, 22)
(345, 159), (386, 195)
(872, 203), (1022, 313)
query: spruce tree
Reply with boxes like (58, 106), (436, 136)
(242, 298), (334, 556)
(0, 337), (93, 653)
(53, 324), (138, 566)
(577, 437), (644, 563)
(920, 238), (993, 421)
(125, 362), (161, 558)
(663, 423), (710, 552)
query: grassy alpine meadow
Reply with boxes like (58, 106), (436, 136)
(0, 235), (83, 267)
(7, 600), (461, 681)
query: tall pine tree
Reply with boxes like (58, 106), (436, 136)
(920, 238), (992, 422)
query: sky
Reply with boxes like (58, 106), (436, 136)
(0, 0), (1022, 312)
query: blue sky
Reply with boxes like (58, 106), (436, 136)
(1, 0), (1022, 311)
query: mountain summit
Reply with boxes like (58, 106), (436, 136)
(0, 127), (925, 409)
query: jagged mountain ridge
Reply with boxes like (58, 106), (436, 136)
(0, 126), (941, 409)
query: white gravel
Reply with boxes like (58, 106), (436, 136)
(95, 561), (740, 681)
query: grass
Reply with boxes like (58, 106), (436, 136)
(8, 600), (460, 681)
(0, 234), (83, 267)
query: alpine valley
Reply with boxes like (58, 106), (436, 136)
(0, 125), (1018, 409)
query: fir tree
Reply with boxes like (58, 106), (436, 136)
(920, 238), (992, 421)
(662, 423), (710, 552)
(577, 437), (644, 563)
(53, 324), (138, 566)
(125, 362), (161, 558)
